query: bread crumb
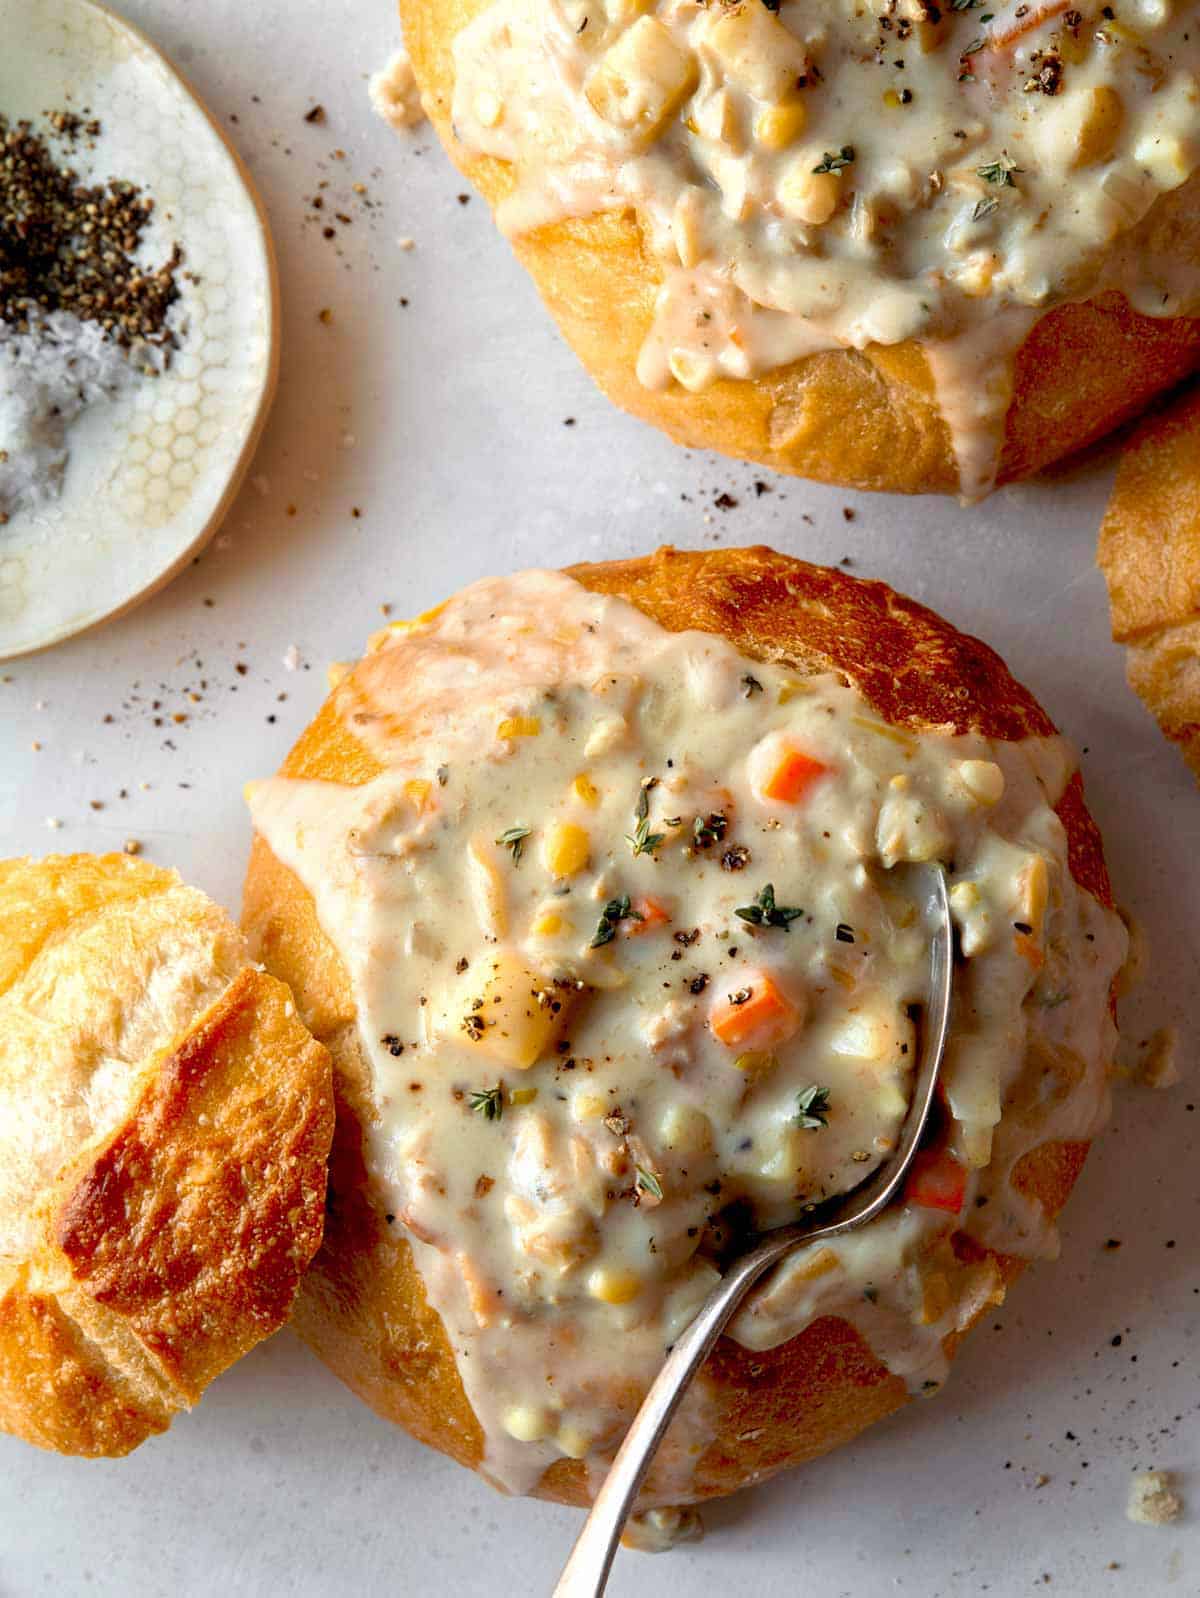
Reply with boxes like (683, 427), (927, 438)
(123, 839), (142, 856)
(398, 236), (415, 251)
(369, 49), (426, 131)
(1127, 1470), (1183, 1525)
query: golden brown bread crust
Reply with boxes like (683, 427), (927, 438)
(1097, 382), (1200, 778)
(398, 0), (1200, 494)
(0, 854), (334, 1457)
(242, 547), (1112, 1507)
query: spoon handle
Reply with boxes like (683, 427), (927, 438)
(551, 1236), (788, 1598)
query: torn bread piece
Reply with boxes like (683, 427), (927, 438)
(1098, 384), (1200, 779)
(0, 853), (334, 1457)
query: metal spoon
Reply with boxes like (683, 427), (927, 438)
(553, 864), (954, 1598)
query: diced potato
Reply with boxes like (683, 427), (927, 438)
(585, 17), (699, 146)
(441, 951), (575, 1069)
(587, 1266), (643, 1304)
(701, 2), (809, 104)
(584, 714), (628, 757)
(497, 715), (541, 739)
(827, 1005), (913, 1065)
(691, 85), (742, 149)
(1134, 130), (1195, 190)
(604, 0), (654, 23)
(778, 162), (841, 225)
(658, 1102), (713, 1155)
(1070, 85), (1125, 168)
(542, 819), (591, 879)
(755, 96), (807, 152)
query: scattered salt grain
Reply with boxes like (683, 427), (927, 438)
(282, 644), (301, 673)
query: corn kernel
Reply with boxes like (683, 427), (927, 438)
(585, 17), (698, 146)
(777, 678), (813, 704)
(793, 1245), (840, 1284)
(956, 759), (1005, 807)
(732, 1049), (778, 1079)
(557, 1423), (593, 1461)
(503, 1405), (554, 1443)
(574, 1092), (608, 1121)
(497, 715), (541, 740)
(509, 1086), (539, 1107)
(572, 772), (600, 806)
(543, 819), (591, 879)
(778, 162), (840, 225)
(916, 1270), (952, 1327)
(587, 1267), (642, 1305)
(531, 910), (565, 937)
(755, 97), (807, 152)
(1020, 856), (1049, 928)
(949, 881), (980, 914)
(403, 777), (435, 814)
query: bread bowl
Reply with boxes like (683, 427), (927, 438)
(1098, 379), (1200, 778)
(242, 546), (1125, 1531)
(0, 853), (333, 1457)
(398, 0), (1200, 499)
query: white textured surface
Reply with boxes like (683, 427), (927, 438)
(0, 2), (1196, 1595)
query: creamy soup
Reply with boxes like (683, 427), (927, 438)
(445, 0), (1200, 496)
(248, 571), (1125, 1503)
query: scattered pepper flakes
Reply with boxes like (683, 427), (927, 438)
(304, 104), (326, 125)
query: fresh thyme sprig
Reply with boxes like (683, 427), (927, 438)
(976, 153), (1022, 187)
(734, 883), (805, 931)
(626, 781), (665, 858)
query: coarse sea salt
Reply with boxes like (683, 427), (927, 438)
(0, 309), (164, 526)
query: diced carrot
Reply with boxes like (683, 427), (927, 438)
(710, 969), (800, 1050)
(622, 896), (672, 936)
(905, 1150), (968, 1215)
(760, 745), (830, 805)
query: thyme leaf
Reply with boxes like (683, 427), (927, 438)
(635, 1166), (664, 1200)
(591, 894), (643, 948)
(976, 153), (1022, 186)
(795, 1083), (831, 1130)
(469, 1085), (504, 1122)
(496, 824), (532, 863)
(813, 146), (855, 174)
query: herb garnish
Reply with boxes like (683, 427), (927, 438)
(626, 782), (666, 858)
(469, 1085), (503, 1121)
(496, 824), (532, 863)
(977, 153), (1022, 187)
(735, 883), (804, 930)
(635, 1166), (664, 1201)
(795, 1083), (831, 1130)
(591, 894), (644, 947)
(741, 674), (764, 697)
(972, 196), (999, 221)
(813, 146), (855, 175)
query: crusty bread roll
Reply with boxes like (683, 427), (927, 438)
(1098, 382), (1200, 779)
(398, 0), (1200, 496)
(242, 547), (1121, 1516)
(0, 853), (334, 1458)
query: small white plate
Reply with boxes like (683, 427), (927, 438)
(0, 0), (279, 659)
